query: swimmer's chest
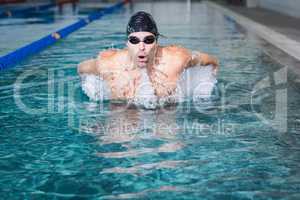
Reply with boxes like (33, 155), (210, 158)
(106, 70), (181, 99)
(98, 57), (183, 99)
(150, 58), (183, 96)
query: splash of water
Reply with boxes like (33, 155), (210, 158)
(80, 65), (217, 109)
(131, 68), (158, 109)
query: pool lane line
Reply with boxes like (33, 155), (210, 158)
(0, 0), (129, 71)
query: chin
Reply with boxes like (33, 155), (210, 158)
(137, 63), (147, 68)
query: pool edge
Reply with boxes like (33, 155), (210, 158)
(205, 1), (300, 67)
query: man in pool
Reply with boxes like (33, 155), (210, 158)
(78, 11), (219, 100)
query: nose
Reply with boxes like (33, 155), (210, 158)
(139, 42), (145, 51)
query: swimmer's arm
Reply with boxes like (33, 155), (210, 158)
(186, 51), (219, 71)
(77, 59), (98, 75)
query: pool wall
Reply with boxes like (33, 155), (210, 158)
(254, 0), (300, 18)
(206, 1), (300, 70)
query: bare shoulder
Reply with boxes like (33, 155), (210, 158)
(160, 45), (191, 68)
(163, 45), (191, 55)
(162, 45), (191, 61)
(98, 49), (119, 60)
(96, 49), (128, 70)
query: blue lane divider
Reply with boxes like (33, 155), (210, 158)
(0, 0), (127, 71)
(0, 3), (55, 18)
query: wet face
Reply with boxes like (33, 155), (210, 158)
(127, 32), (157, 68)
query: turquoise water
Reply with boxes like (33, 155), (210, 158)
(1, 1), (300, 199)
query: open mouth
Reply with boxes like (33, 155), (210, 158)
(138, 55), (147, 63)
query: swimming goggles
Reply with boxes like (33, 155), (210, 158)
(128, 35), (156, 45)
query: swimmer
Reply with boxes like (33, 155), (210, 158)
(78, 11), (219, 100)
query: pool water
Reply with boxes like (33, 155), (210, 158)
(0, 2), (105, 56)
(1, 1), (300, 199)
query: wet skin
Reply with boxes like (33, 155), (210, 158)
(78, 32), (219, 99)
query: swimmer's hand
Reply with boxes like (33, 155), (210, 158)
(189, 52), (219, 75)
(200, 53), (219, 75)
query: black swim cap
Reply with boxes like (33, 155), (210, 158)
(126, 11), (159, 37)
